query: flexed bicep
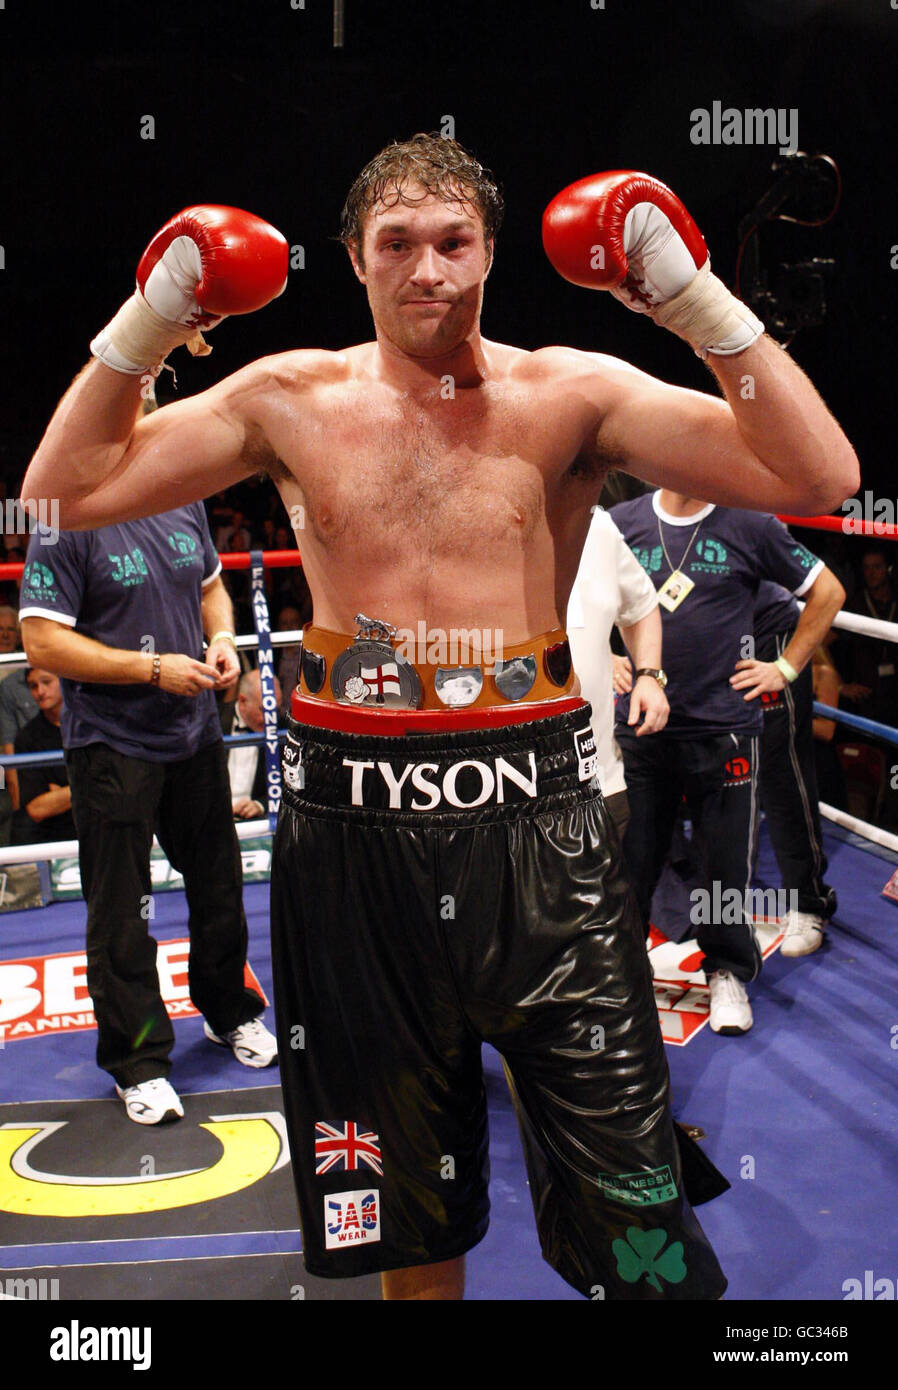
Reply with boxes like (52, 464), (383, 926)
(23, 357), (278, 529)
(22, 203), (288, 529)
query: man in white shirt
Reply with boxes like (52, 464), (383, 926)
(567, 507), (669, 836)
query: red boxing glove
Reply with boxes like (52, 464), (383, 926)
(542, 170), (763, 357)
(92, 205), (289, 374)
(542, 170), (707, 294)
(138, 205), (289, 319)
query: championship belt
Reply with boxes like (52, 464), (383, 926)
(330, 614), (424, 710)
(301, 619), (575, 710)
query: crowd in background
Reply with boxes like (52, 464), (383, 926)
(203, 480), (312, 634)
(0, 471), (896, 844)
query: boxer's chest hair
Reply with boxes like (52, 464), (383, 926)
(299, 384), (595, 556)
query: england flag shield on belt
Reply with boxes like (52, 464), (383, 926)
(330, 638), (423, 708)
(360, 661), (401, 699)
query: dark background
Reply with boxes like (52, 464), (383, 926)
(1, 0), (895, 502)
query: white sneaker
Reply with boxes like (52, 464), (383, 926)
(115, 1077), (184, 1125)
(204, 1016), (278, 1068)
(780, 911), (825, 958)
(708, 971), (753, 1034)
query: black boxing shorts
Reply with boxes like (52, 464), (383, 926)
(271, 700), (727, 1299)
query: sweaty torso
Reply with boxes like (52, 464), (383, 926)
(253, 341), (613, 644)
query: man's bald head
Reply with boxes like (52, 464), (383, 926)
(237, 668), (283, 731)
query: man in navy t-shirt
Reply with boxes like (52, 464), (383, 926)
(752, 578), (845, 957)
(611, 488), (843, 1034)
(19, 500), (278, 1124)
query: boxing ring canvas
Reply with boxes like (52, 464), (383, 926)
(3, 0), (898, 1337)
(0, 817), (895, 1301)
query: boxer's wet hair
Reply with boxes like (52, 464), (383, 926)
(341, 133), (504, 264)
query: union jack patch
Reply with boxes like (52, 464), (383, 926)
(314, 1120), (383, 1176)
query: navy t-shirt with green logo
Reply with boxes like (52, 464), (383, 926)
(753, 580), (802, 649)
(19, 505), (223, 761)
(609, 492), (822, 736)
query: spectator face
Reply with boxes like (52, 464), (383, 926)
(862, 553), (890, 592)
(274, 527), (291, 548)
(277, 606), (302, 634)
(26, 669), (63, 717)
(230, 529), (251, 550)
(0, 610), (19, 653)
(238, 672), (283, 731)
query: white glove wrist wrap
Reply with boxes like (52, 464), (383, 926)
(651, 260), (765, 358)
(90, 291), (210, 375)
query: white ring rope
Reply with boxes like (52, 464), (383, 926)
(818, 802), (898, 854)
(0, 817), (271, 868)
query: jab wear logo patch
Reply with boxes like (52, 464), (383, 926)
(612, 1227), (687, 1292)
(324, 1189), (381, 1248)
(108, 548), (148, 587)
(314, 1121), (383, 1176)
(634, 545), (664, 574)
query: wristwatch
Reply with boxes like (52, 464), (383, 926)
(635, 668), (668, 689)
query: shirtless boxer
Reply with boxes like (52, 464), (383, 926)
(22, 135), (858, 1300)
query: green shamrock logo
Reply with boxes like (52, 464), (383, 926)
(612, 1226), (687, 1292)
